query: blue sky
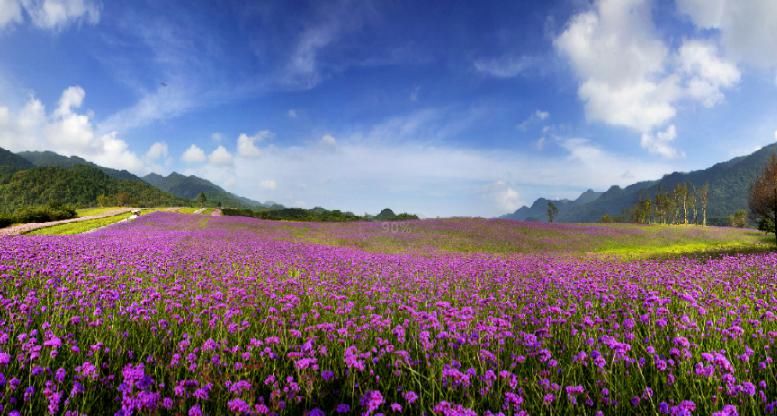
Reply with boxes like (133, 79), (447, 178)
(1, 0), (776, 217)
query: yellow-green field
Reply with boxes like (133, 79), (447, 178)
(75, 207), (125, 217)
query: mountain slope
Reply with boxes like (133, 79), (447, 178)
(0, 147), (33, 178)
(143, 172), (279, 209)
(17, 150), (139, 181)
(504, 142), (777, 223)
(507, 189), (604, 222)
(0, 164), (184, 213)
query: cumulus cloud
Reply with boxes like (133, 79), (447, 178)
(677, 40), (740, 107)
(0, 0), (23, 27)
(0, 85), (147, 172)
(320, 133), (336, 146)
(640, 124), (682, 158)
(208, 145), (233, 166)
(145, 141), (168, 160)
(677, 0), (777, 70)
(554, 0), (741, 158)
(181, 144), (206, 163)
(1, 0), (99, 29)
(488, 181), (522, 212)
(236, 131), (271, 158)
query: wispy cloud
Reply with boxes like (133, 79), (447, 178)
(474, 55), (536, 78)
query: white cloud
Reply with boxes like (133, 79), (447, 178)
(0, 85), (147, 172)
(518, 109), (551, 130)
(677, 0), (777, 70)
(489, 181), (522, 212)
(287, 109), (298, 118)
(181, 144), (206, 163)
(0, 0), (23, 27)
(774, 129), (777, 140)
(677, 40), (740, 107)
(236, 131), (271, 158)
(1, 0), (99, 29)
(640, 124), (682, 158)
(474, 55), (533, 78)
(554, 0), (742, 158)
(283, 2), (370, 88)
(24, 0), (99, 29)
(183, 126), (673, 217)
(555, 0), (676, 133)
(208, 145), (233, 166)
(145, 141), (168, 160)
(259, 179), (277, 190)
(320, 133), (336, 146)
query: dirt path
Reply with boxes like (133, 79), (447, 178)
(0, 208), (134, 237)
(210, 209), (222, 216)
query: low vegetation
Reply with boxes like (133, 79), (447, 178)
(223, 206), (419, 223)
(0, 204), (77, 228)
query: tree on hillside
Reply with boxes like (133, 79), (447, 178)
(748, 154), (777, 244)
(547, 201), (558, 223)
(688, 184), (698, 224)
(674, 183), (689, 224)
(115, 192), (130, 207)
(699, 183), (709, 226)
(729, 209), (747, 228)
(196, 192), (207, 207)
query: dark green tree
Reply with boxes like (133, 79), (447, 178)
(196, 192), (207, 207)
(547, 201), (559, 223)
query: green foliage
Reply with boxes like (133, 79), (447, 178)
(0, 216), (13, 228)
(0, 165), (184, 214)
(224, 207), (419, 223)
(0, 147), (33, 179)
(547, 201), (559, 223)
(14, 205), (77, 223)
(729, 209), (748, 227)
(17, 150), (138, 180)
(143, 172), (276, 209)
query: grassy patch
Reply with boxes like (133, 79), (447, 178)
(27, 213), (134, 235)
(76, 207), (124, 217)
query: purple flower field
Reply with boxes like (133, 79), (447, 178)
(0, 212), (776, 415)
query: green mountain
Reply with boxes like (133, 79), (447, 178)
(0, 164), (184, 214)
(142, 172), (279, 209)
(17, 150), (138, 181)
(503, 142), (777, 224)
(0, 147), (34, 178)
(14, 149), (275, 208)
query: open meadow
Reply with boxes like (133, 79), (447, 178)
(0, 212), (775, 415)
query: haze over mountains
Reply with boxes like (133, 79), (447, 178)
(503, 143), (777, 224)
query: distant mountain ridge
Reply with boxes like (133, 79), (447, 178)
(142, 172), (280, 209)
(503, 142), (777, 224)
(0, 154), (185, 213)
(18, 150), (139, 181)
(10, 148), (276, 209)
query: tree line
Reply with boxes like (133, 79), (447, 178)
(628, 183), (710, 225)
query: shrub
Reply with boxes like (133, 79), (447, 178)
(0, 216), (13, 228)
(14, 205), (77, 223)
